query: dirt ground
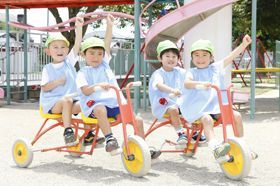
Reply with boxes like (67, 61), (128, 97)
(0, 89), (279, 185)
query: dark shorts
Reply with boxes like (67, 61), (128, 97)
(48, 100), (79, 115)
(210, 114), (220, 120)
(90, 106), (120, 119)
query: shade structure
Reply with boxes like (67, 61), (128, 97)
(0, 0), (134, 9)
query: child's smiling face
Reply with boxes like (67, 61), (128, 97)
(191, 50), (213, 69)
(159, 50), (179, 71)
(46, 40), (69, 63)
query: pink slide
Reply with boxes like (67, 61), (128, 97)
(143, 0), (237, 59)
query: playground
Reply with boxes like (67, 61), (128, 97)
(0, 0), (280, 184)
(0, 89), (279, 185)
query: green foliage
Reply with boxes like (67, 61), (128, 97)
(233, 0), (280, 51)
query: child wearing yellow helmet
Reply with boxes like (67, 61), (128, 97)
(40, 17), (83, 146)
(76, 15), (161, 159)
(180, 34), (257, 161)
(149, 40), (206, 148)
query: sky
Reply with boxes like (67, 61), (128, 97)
(0, 8), (134, 43)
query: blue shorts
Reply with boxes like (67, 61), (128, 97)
(90, 106), (120, 119)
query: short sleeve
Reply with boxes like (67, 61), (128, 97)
(151, 72), (164, 90)
(76, 71), (88, 89)
(185, 70), (194, 80)
(41, 68), (49, 86)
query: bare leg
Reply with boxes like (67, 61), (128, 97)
(167, 107), (181, 127)
(94, 105), (112, 136)
(201, 114), (215, 141)
(135, 115), (145, 138)
(233, 110), (244, 137)
(51, 97), (73, 128)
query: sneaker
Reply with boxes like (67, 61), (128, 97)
(177, 134), (188, 144)
(213, 143), (231, 160)
(150, 150), (161, 159)
(84, 131), (105, 146)
(105, 137), (120, 153)
(63, 128), (78, 146)
(192, 131), (206, 144)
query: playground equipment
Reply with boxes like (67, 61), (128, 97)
(231, 37), (280, 86)
(145, 84), (252, 180)
(12, 82), (151, 177)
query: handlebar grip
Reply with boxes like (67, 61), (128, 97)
(195, 84), (207, 89)
(94, 86), (104, 92)
(64, 92), (79, 98)
(168, 93), (176, 98)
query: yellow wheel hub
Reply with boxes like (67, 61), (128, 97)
(123, 141), (143, 174)
(13, 141), (29, 164)
(221, 140), (244, 176)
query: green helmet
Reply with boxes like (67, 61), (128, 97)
(81, 37), (105, 52)
(156, 40), (179, 57)
(45, 34), (69, 48)
(191, 39), (214, 55)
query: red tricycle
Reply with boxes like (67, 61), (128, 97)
(12, 81), (151, 177)
(145, 84), (252, 180)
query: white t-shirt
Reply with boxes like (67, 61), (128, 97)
(41, 49), (79, 86)
(76, 53), (111, 89)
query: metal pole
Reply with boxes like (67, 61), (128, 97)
(5, 6), (11, 105)
(24, 9), (28, 102)
(250, 0), (257, 119)
(134, 0), (141, 112)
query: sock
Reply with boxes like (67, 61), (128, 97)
(208, 139), (219, 151)
(174, 126), (185, 136)
(105, 133), (113, 143)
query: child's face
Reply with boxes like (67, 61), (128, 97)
(191, 50), (212, 69)
(46, 40), (69, 63)
(159, 51), (179, 71)
(84, 48), (104, 67)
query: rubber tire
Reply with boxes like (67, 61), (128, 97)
(67, 136), (85, 158)
(12, 139), (33, 168)
(121, 135), (151, 177)
(220, 137), (252, 180)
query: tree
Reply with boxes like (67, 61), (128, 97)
(233, 0), (280, 51)
(48, 6), (98, 50)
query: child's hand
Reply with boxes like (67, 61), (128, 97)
(202, 82), (211, 89)
(75, 16), (84, 28)
(56, 76), (66, 86)
(171, 89), (182, 97)
(106, 14), (114, 27)
(242, 34), (252, 48)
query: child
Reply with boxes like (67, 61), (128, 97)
(180, 34), (257, 161)
(76, 15), (160, 158)
(149, 40), (206, 147)
(40, 17), (89, 146)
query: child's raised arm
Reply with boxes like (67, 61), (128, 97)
(104, 14), (114, 56)
(223, 34), (252, 68)
(72, 16), (84, 55)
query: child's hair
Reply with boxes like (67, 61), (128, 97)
(190, 39), (214, 56)
(157, 40), (179, 58)
(81, 37), (105, 54)
(45, 34), (70, 48)
(159, 48), (180, 59)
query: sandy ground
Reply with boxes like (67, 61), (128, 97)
(0, 90), (279, 185)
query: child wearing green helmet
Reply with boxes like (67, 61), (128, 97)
(180, 34), (257, 161)
(40, 16), (84, 146)
(76, 15), (161, 159)
(149, 40), (206, 148)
